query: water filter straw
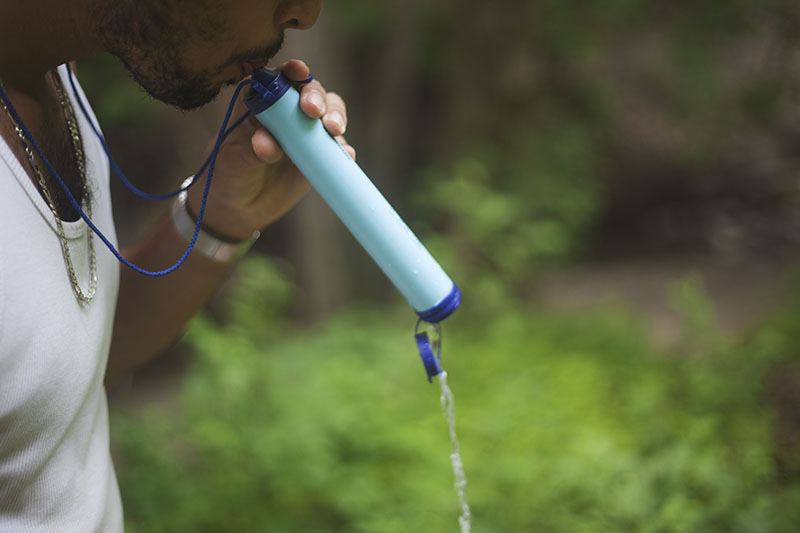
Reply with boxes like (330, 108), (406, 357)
(245, 69), (460, 323)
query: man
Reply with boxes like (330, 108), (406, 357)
(0, 0), (350, 530)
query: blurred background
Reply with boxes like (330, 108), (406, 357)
(78, 0), (800, 531)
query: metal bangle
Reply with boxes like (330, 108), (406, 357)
(171, 178), (260, 263)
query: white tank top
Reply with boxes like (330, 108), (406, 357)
(0, 65), (123, 532)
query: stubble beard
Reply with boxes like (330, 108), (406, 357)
(115, 47), (222, 111)
(95, 0), (282, 111)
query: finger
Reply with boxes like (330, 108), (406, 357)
(275, 59), (311, 81)
(251, 128), (284, 164)
(335, 135), (356, 161)
(299, 79), (327, 118)
(322, 91), (347, 136)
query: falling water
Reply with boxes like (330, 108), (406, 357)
(438, 370), (472, 532)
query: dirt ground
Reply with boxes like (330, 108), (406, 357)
(534, 249), (799, 348)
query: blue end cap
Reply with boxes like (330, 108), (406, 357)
(244, 68), (292, 115)
(416, 283), (461, 323)
(416, 332), (443, 383)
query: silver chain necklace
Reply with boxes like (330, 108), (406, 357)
(0, 70), (97, 303)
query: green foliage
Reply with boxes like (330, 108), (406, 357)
(416, 114), (602, 315)
(224, 255), (296, 342)
(113, 258), (800, 532)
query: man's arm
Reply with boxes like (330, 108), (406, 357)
(106, 215), (234, 385)
(105, 60), (352, 386)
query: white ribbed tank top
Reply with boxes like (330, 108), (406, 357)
(0, 65), (123, 532)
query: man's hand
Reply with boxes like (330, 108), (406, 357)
(186, 59), (355, 241)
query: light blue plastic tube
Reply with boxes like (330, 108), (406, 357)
(245, 69), (460, 322)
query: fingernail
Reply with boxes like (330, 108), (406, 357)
(328, 111), (345, 134)
(307, 91), (325, 113)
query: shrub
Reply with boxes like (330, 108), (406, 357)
(112, 260), (800, 532)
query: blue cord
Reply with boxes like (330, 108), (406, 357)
(0, 69), (255, 276)
(65, 69), (252, 200)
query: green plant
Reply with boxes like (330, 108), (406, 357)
(112, 258), (800, 532)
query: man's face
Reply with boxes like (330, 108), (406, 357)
(99, 0), (322, 110)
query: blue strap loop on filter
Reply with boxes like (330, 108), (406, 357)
(415, 320), (443, 383)
(415, 333), (442, 383)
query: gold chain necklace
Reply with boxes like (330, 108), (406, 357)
(0, 70), (97, 303)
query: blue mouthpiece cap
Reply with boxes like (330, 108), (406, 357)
(245, 68), (292, 114)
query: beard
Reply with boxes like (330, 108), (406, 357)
(97, 0), (284, 111)
(114, 48), (222, 111)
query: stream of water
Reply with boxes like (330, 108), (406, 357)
(438, 370), (472, 533)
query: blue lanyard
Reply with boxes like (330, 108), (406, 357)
(0, 66), (255, 276)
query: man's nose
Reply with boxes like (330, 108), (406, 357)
(274, 0), (323, 30)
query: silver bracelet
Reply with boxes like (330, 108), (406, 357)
(171, 178), (260, 263)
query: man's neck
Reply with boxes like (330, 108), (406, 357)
(0, 1), (102, 221)
(0, 0), (101, 90)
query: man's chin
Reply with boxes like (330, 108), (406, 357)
(127, 67), (223, 110)
(150, 84), (222, 111)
